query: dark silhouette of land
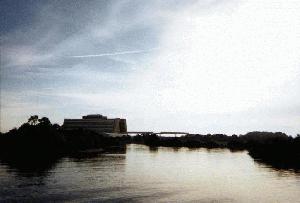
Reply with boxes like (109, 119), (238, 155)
(0, 115), (299, 172)
(132, 132), (300, 171)
(0, 115), (130, 173)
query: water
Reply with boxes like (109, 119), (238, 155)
(0, 144), (299, 202)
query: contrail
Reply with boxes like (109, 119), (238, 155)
(69, 48), (158, 58)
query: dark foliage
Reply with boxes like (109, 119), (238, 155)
(131, 131), (300, 170)
(0, 116), (129, 162)
(1, 116), (299, 171)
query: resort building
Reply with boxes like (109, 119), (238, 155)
(63, 114), (127, 136)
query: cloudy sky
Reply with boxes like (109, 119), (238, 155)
(1, 0), (299, 135)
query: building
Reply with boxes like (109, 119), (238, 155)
(63, 114), (127, 136)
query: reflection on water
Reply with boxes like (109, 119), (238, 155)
(248, 152), (300, 173)
(0, 156), (61, 178)
(0, 144), (300, 202)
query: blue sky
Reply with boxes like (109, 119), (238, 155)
(1, 0), (300, 135)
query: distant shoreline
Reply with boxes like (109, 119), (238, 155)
(130, 132), (300, 170)
(0, 116), (299, 171)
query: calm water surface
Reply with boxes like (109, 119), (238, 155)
(0, 144), (299, 202)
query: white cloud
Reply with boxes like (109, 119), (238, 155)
(124, 0), (300, 134)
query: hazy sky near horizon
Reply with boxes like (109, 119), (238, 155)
(1, 0), (300, 135)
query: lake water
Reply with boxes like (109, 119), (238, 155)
(0, 144), (299, 202)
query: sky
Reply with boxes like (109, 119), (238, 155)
(1, 0), (300, 135)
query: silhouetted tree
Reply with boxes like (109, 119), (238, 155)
(28, 115), (39, 125)
(8, 127), (18, 134)
(52, 123), (60, 130)
(143, 133), (160, 146)
(38, 117), (51, 126)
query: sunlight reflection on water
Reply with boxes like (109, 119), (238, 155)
(0, 144), (299, 202)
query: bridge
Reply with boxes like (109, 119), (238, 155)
(127, 132), (154, 134)
(127, 131), (189, 136)
(158, 132), (189, 135)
